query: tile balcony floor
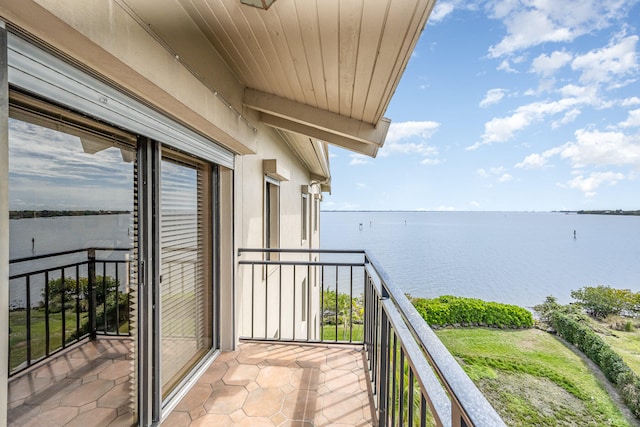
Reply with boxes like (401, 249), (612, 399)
(164, 342), (375, 427)
(7, 336), (134, 427)
(7, 339), (375, 426)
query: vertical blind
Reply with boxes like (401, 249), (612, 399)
(160, 155), (211, 397)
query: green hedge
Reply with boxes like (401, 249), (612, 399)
(412, 295), (533, 329)
(551, 312), (640, 418)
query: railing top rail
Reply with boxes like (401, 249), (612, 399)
(238, 260), (365, 267)
(238, 248), (365, 256)
(364, 250), (506, 427)
(10, 247), (132, 264)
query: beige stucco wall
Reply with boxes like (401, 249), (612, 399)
(235, 124), (322, 341)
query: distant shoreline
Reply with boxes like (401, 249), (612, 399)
(9, 210), (130, 219)
(321, 210), (640, 216)
(574, 210), (640, 216)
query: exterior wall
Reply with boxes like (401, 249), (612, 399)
(235, 125), (321, 341)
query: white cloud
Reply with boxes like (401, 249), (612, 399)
(356, 183), (367, 190)
(480, 88), (507, 107)
(498, 173), (513, 183)
(476, 166), (511, 183)
(621, 97), (640, 107)
(559, 171), (625, 197)
(470, 200), (480, 208)
(552, 108), (581, 128)
(385, 121), (440, 143)
(349, 154), (369, 165)
(430, 2), (455, 22)
(559, 129), (640, 169)
(531, 50), (573, 77)
(516, 153), (547, 169)
(518, 127), (640, 172)
(474, 92), (601, 148)
(436, 205), (457, 211)
(572, 35), (639, 85)
(487, 0), (632, 58)
(497, 59), (517, 73)
(619, 109), (640, 128)
(380, 121), (441, 165)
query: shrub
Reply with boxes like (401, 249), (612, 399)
(411, 295), (533, 329)
(550, 311), (640, 418)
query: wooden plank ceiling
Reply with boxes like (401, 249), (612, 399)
(121, 0), (434, 174)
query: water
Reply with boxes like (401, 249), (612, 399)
(9, 211), (640, 310)
(9, 214), (132, 308)
(320, 211), (640, 308)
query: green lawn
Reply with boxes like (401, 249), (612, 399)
(9, 309), (88, 371)
(9, 305), (129, 372)
(436, 327), (631, 426)
(590, 317), (640, 376)
(321, 323), (364, 342)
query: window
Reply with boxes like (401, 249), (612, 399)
(301, 193), (309, 241)
(265, 177), (280, 258)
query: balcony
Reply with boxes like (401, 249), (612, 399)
(231, 249), (505, 427)
(7, 248), (505, 426)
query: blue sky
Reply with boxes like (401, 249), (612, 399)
(323, 0), (640, 211)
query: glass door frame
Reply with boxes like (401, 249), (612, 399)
(138, 141), (221, 423)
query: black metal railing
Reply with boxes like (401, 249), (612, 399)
(8, 247), (131, 376)
(238, 248), (505, 427)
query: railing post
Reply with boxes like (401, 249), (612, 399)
(452, 402), (469, 427)
(88, 249), (97, 340)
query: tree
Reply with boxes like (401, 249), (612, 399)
(570, 285), (637, 319)
(42, 275), (120, 313)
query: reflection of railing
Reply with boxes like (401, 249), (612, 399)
(238, 248), (505, 427)
(8, 248), (131, 376)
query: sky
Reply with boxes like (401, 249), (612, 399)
(323, 0), (640, 212)
(8, 119), (134, 211)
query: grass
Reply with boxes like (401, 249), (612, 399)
(321, 323), (364, 342)
(9, 305), (129, 372)
(436, 327), (631, 426)
(9, 309), (88, 371)
(591, 316), (640, 376)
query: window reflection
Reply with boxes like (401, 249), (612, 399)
(7, 114), (137, 424)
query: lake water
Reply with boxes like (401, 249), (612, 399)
(320, 211), (640, 309)
(9, 211), (640, 310)
(9, 214), (132, 308)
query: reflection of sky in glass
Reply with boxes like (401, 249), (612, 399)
(161, 160), (198, 213)
(9, 118), (134, 211)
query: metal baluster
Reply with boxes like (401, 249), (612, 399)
(44, 271), (50, 355)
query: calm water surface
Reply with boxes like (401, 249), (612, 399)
(321, 211), (640, 308)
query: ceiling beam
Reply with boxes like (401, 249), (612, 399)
(259, 113), (380, 157)
(244, 88), (390, 157)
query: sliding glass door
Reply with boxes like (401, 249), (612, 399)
(160, 152), (214, 398)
